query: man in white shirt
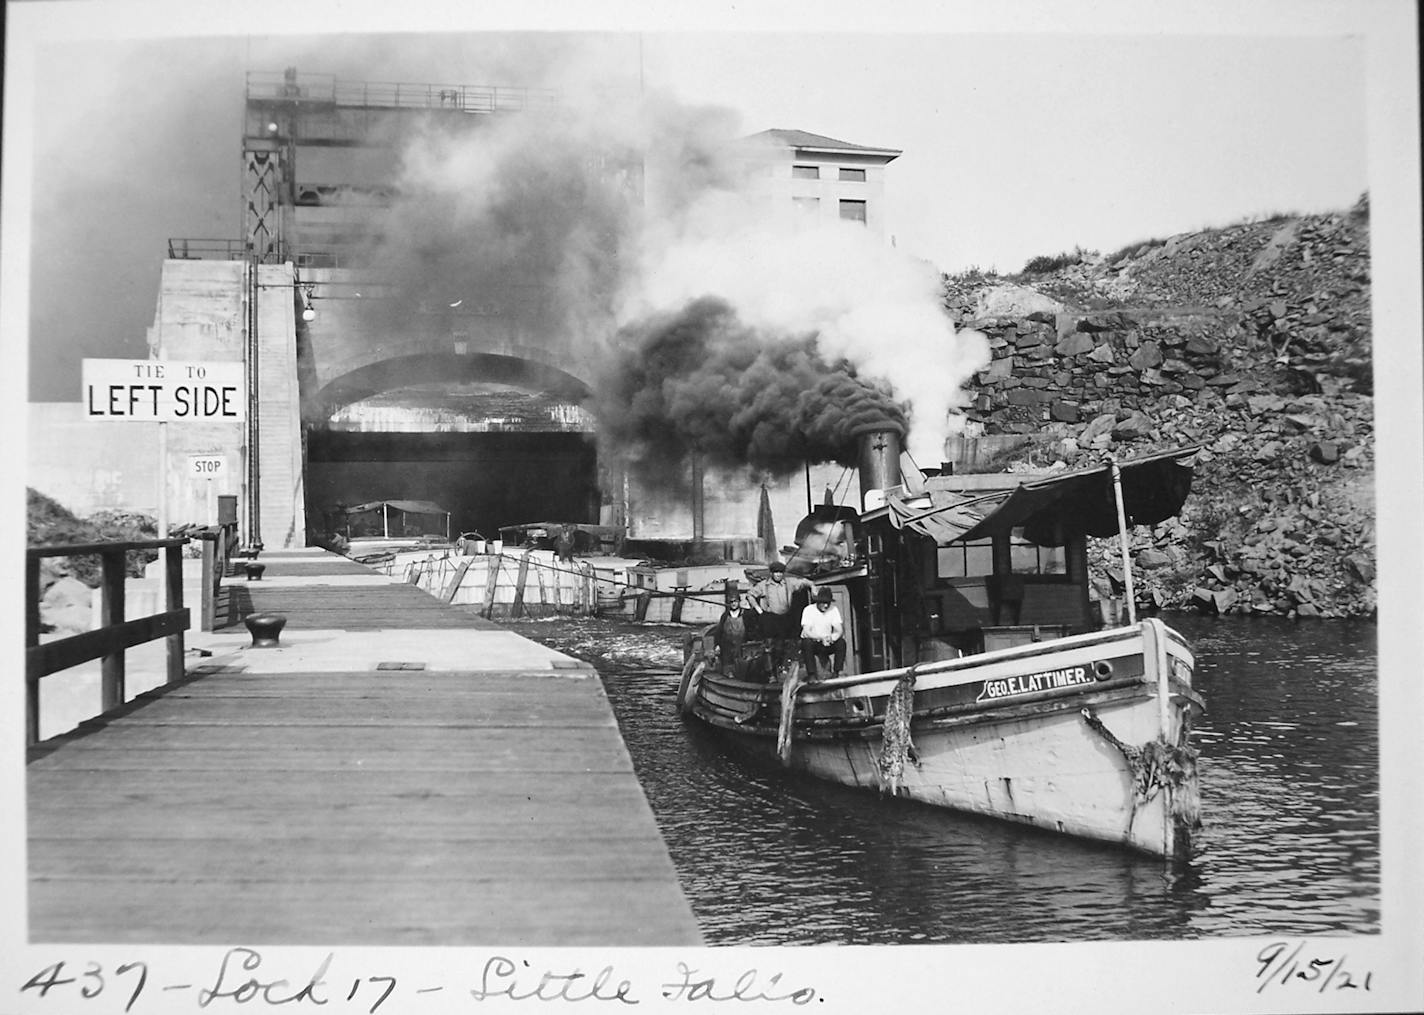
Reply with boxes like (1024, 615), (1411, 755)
(799, 586), (846, 680)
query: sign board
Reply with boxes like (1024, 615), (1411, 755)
(189, 455), (229, 478)
(82, 359), (245, 421)
(975, 664), (1098, 702)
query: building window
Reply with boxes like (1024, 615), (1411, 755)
(792, 164), (820, 180)
(839, 199), (868, 224)
(839, 168), (867, 182)
(792, 196), (820, 214)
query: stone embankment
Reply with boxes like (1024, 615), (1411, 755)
(941, 197), (1374, 619)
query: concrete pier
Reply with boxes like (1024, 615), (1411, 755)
(27, 548), (702, 946)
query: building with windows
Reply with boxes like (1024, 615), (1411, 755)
(738, 128), (902, 242)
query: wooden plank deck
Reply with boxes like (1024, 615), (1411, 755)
(28, 550), (702, 946)
(214, 578), (490, 631)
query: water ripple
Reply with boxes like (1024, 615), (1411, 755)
(503, 613), (1379, 943)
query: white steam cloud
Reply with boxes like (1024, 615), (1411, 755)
(628, 198), (990, 464)
(362, 66), (988, 469)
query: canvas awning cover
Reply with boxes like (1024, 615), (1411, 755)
(344, 499), (449, 516)
(886, 447), (1197, 547)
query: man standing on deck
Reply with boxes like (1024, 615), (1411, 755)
(799, 587), (846, 681)
(555, 524), (577, 563)
(746, 561), (813, 641)
(717, 599), (748, 676)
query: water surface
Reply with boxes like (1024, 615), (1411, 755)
(504, 613), (1379, 944)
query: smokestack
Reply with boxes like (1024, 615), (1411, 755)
(691, 453), (705, 542)
(854, 423), (905, 511)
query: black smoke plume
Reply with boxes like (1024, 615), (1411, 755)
(592, 296), (908, 475)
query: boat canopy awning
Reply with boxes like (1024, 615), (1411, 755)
(886, 447), (1198, 546)
(344, 500), (449, 517)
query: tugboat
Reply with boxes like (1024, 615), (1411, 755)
(679, 426), (1204, 859)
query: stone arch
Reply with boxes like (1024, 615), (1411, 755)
(304, 351), (604, 540)
(306, 351), (592, 422)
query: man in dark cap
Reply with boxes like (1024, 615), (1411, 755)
(747, 561), (814, 640)
(799, 586), (846, 681)
(716, 598), (748, 677)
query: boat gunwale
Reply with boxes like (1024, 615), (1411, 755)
(699, 619), (1192, 702)
(691, 677), (1151, 739)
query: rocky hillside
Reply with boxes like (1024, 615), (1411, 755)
(940, 196), (1374, 619)
(28, 489), (158, 589)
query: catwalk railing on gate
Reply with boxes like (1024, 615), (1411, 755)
(380, 548), (751, 624)
(386, 549), (603, 618)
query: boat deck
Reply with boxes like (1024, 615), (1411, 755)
(27, 548), (702, 946)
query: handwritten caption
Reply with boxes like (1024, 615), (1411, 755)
(19, 949), (820, 1011)
(1254, 941), (1374, 994)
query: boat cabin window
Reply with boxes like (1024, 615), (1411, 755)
(936, 539), (993, 579)
(1010, 528), (1067, 575)
(893, 512), (1095, 669)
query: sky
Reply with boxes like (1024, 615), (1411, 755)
(10, 4), (1376, 404)
(646, 31), (1368, 271)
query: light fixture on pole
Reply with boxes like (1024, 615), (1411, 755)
(301, 284), (317, 322)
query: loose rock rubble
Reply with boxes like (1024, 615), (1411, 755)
(26, 489), (159, 626)
(942, 196), (1374, 619)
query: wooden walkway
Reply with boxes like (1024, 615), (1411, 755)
(28, 549), (702, 946)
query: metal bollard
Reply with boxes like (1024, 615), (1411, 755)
(244, 613), (287, 648)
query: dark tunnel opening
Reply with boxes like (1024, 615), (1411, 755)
(304, 428), (601, 542)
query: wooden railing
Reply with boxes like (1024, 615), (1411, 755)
(25, 538), (189, 746)
(195, 522), (241, 632)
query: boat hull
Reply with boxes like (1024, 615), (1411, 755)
(684, 619), (1201, 858)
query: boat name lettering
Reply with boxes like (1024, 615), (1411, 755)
(977, 666), (1095, 701)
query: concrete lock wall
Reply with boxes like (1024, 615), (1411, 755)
(30, 387), (878, 556)
(251, 262), (307, 548)
(27, 400), (244, 530)
(145, 259), (305, 546)
(299, 265), (605, 405)
(142, 260), (248, 529)
(28, 259), (251, 526)
(29, 403), (162, 518)
(31, 254), (889, 551)
(29, 260), (308, 544)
